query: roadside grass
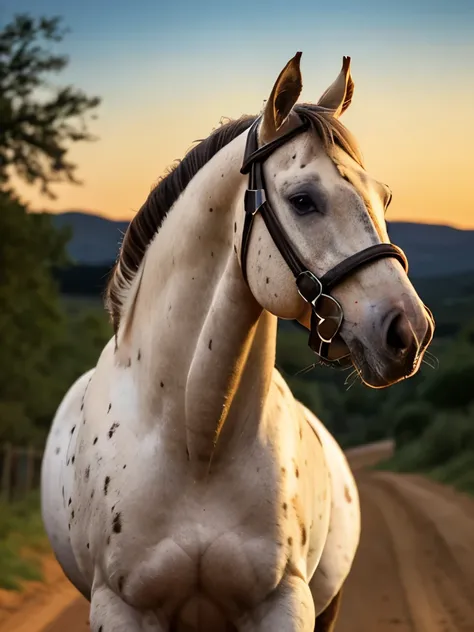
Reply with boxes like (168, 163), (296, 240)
(0, 492), (49, 590)
(375, 442), (474, 496)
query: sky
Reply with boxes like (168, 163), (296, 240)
(2, 0), (474, 228)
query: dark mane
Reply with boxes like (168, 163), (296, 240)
(106, 106), (363, 332)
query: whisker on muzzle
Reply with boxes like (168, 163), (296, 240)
(344, 368), (361, 391)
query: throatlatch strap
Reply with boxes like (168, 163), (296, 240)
(240, 116), (310, 283)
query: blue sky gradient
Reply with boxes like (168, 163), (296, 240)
(2, 0), (474, 226)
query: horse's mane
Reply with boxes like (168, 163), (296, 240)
(105, 104), (363, 332)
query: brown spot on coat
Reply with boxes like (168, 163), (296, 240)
(301, 525), (307, 546)
(208, 339), (212, 350)
(112, 512), (122, 533)
(108, 422), (120, 439)
(344, 485), (352, 503)
(104, 476), (111, 495)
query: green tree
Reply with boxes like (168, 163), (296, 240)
(0, 14), (100, 198)
(0, 14), (106, 445)
(392, 401), (434, 449)
(0, 190), (71, 443)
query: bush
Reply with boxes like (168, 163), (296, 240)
(0, 492), (48, 590)
(420, 360), (474, 410)
(430, 451), (474, 494)
(392, 401), (435, 449)
(415, 412), (472, 469)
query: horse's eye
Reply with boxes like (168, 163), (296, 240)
(289, 194), (318, 215)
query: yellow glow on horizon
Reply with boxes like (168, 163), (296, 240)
(17, 85), (474, 230)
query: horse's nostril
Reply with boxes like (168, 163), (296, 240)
(385, 312), (412, 355)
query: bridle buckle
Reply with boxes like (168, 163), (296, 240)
(296, 270), (323, 306)
(244, 188), (266, 217)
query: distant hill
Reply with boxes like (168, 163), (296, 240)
(52, 212), (129, 266)
(51, 211), (474, 279)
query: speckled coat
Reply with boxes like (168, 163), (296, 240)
(41, 52), (431, 632)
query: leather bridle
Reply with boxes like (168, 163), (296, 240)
(239, 112), (409, 367)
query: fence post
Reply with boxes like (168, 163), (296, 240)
(25, 445), (35, 494)
(1, 443), (13, 502)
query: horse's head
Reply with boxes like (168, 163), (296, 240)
(239, 52), (434, 388)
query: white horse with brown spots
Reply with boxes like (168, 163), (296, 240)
(41, 53), (434, 632)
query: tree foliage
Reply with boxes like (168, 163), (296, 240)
(0, 14), (100, 198)
(0, 190), (112, 444)
(0, 14), (109, 446)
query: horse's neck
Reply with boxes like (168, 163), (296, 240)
(120, 134), (278, 474)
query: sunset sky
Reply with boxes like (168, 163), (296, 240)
(3, 0), (474, 228)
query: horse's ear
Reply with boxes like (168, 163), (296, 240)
(260, 52), (303, 142)
(317, 56), (354, 118)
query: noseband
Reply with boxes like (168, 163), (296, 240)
(239, 113), (409, 367)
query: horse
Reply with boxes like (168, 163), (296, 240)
(41, 52), (434, 632)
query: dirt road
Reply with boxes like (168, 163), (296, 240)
(39, 443), (474, 631)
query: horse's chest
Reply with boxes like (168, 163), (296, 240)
(89, 457), (326, 624)
(84, 454), (299, 619)
(106, 512), (289, 619)
(71, 384), (330, 620)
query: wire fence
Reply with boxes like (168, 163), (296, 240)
(0, 443), (43, 503)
